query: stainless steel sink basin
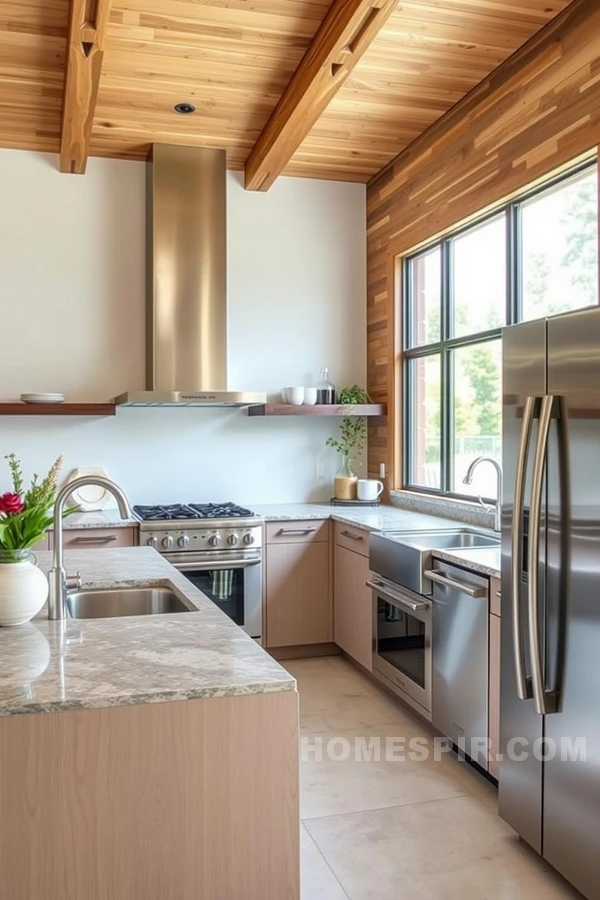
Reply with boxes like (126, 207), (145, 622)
(67, 586), (196, 619)
(398, 530), (500, 550)
(370, 528), (500, 595)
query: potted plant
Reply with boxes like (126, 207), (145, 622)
(0, 455), (76, 626)
(326, 386), (370, 500)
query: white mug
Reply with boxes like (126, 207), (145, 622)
(288, 386), (305, 405)
(356, 479), (384, 501)
(304, 387), (318, 406)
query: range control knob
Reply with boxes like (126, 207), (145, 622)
(146, 535), (158, 548)
(243, 533), (255, 546)
(208, 534), (221, 548)
(161, 535), (174, 549)
(227, 533), (239, 547)
(177, 534), (189, 549)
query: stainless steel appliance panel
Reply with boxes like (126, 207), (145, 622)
(148, 144), (227, 393)
(370, 576), (432, 719)
(430, 561), (489, 768)
(499, 317), (546, 852)
(543, 307), (600, 898)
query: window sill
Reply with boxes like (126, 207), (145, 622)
(390, 489), (496, 531)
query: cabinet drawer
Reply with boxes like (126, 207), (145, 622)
(49, 528), (137, 550)
(266, 520), (329, 544)
(334, 521), (369, 557)
(490, 576), (501, 617)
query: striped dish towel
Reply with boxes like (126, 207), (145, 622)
(211, 569), (234, 601)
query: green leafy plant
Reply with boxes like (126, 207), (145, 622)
(326, 385), (371, 462)
(0, 455), (77, 553)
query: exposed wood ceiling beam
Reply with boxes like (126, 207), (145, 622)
(244, 0), (399, 191)
(60, 0), (112, 174)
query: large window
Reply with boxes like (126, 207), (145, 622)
(403, 162), (598, 500)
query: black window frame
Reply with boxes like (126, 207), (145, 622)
(402, 158), (598, 500)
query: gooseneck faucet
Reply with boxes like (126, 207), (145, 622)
(48, 476), (133, 620)
(463, 456), (503, 533)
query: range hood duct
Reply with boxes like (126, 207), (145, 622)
(116, 144), (265, 407)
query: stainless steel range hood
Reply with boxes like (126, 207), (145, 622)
(116, 144), (265, 408)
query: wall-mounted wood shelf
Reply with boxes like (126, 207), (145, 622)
(247, 404), (387, 417)
(0, 403), (116, 417)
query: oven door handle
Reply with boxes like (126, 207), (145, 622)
(366, 579), (429, 612)
(172, 556), (262, 571)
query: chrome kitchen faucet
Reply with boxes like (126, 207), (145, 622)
(48, 476), (133, 620)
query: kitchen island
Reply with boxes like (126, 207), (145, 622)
(0, 548), (299, 900)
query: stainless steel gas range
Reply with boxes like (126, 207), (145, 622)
(134, 503), (263, 640)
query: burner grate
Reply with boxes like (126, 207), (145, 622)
(134, 502), (255, 522)
(189, 503), (255, 519)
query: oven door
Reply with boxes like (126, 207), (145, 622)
(169, 552), (262, 640)
(368, 576), (432, 719)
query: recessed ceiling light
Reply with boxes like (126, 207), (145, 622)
(174, 102), (196, 115)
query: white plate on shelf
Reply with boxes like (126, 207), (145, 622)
(20, 393), (65, 404)
(64, 467), (114, 511)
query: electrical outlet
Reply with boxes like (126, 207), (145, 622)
(379, 462), (386, 479)
(316, 462), (325, 478)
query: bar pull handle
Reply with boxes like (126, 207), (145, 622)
(341, 530), (364, 542)
(71, 535), (118, 544)
(366, 580), (428, 612)
(423, 570), (487, 598)
(277, 527), (317, 535)
(511, 395), (535, 701)
(528, 395), (558, 716)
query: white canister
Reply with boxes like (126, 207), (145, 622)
(356, 479), (384, 501)
(0, 555), (49, 626)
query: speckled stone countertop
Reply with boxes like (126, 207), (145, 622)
(61, 510), (140, 529)
(431, 546), (501, 578)
(0, 548), (295, 717)
(251, 503), (461, 533)
(253, 503), (501, 576)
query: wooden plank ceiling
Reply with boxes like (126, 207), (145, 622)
(0, 0), (572, 183)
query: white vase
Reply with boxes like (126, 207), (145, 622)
(0, 554), (49, 627)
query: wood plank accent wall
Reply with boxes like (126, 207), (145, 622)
(366, 0), (600, 485)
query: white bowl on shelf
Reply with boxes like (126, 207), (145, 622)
(304, 388), (318, 406)
(20, 393), (65, 404)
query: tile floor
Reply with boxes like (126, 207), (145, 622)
(286, 655), (582, 900)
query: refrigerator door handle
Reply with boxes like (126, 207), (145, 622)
(528, 394), (559, 716)
(511, 395), (536, 701)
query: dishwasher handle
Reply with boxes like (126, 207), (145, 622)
(424, 570), (487, 598)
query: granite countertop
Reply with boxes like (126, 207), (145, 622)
(431, 546), (501, 578)
(0, 548), (294, 718)
(253, 503), (501, 576)
(251, 503), (462, 534)
(61, 510), (140, 529)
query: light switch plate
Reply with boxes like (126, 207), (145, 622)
(316, 462), (325, 478)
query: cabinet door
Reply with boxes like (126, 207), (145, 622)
(334, 544), (373, 671)
(265, 541), (331, 648)
(489, 612), (501, 780)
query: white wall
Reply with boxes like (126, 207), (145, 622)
(0, 151), (366, 504)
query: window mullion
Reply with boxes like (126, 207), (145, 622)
(440, 240), (452, 493)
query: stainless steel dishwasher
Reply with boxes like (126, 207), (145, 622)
(426, 560), (490, 770)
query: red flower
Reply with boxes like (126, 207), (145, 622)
(0, 492), (24, 515)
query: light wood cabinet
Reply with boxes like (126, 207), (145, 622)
(265, 521), (331, 648)
(488, 611), (501, 780)
(48, 527), (137, 551)
(334, 542), (373, 671)
(0, 692), (299, 900)
(334, 522), (369, 557)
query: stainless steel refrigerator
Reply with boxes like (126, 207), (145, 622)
(500, 306), (600, 899)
